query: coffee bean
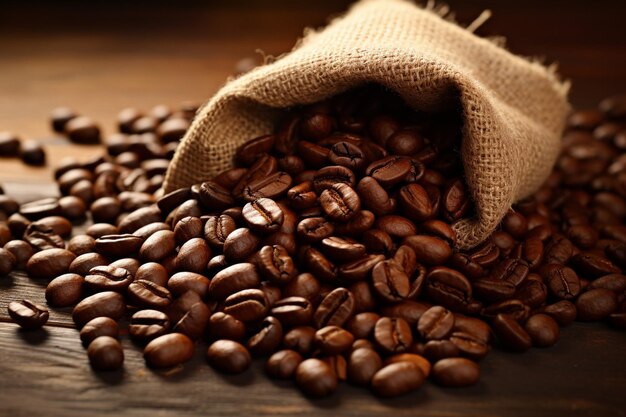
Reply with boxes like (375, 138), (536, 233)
(0, 131), (21, 156)
(524, 314), (560, 347)
(223, 228), (259, 263)
(540, 264), (581, 300)
(312, 165), (356, 193)
(314, 326), (354, 355)
(375, 215), (417, 239)
(492, 313), (532, 351)
(176, 237), (211, 273)
(403, 235), (452, 265)
(423, 339), (460, 361)
(418, 306), (455, 340)
(33, 216), (72, 238)
(271, 297), (313, 327)
(224, 289), (268, 322)
(541, 300), (577, 326)
(374, 317), (413, 354)
(236, 135), (274, 166)
(266, 349), (303, 379)
(362, 229), (394, 255)
(26, 248), (76, 280)
(67, 234), (97, 256)
(338, 254), (385, 281)
(426, 267), (472, 312)
(345, 312), (380, 339)
(173, 301), (211, 340)
(173, 216), (203, 244)
(72, 291), (126, 327)
(366, 156), (411, 187)
(3, 240), (32, 268)
(7, 299), (49, 330)
(334, 209), (375, 236)
(314, 287), (355, 328)
(385, 353), (431, 378)
(68, 252), (108, 276)
(295, 358), (337, 398)
(380, 300), (430, 327)
(207, 340), (251, 374)
(242, 171), (292, 202)
(87, 336), (123, 371)
(21, 140), (46, 166)
(138, 230), (175, 262)
(85, 265), (133, 292)
(432, 358), (480, 387)
(319, 183), (360, 221)
(372, 260), (410, 302)
(491, 258), (530, 287)
(247, 316), (283, 356)
(371, 361), (425, 397)
(571, 252), (621, 278)
(0, 248), (16, 276)
(242, 198), (284, 234)
(23, 222), (65, 250)
(167, 271), (210, 298)
(208, 312), (245, 341)
(209, 262), (260, 300)
(45, 273), (84, 307)
(576, 288), (618, 321)
(127, 280), (172, 309)
(144, 333), (194, 368)
(65, 116), (101, 144)
(80, 317), (119, 345)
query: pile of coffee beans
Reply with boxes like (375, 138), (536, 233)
(1, 86), (626, 399)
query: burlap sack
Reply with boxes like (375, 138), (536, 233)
(163, 0), (570, 249)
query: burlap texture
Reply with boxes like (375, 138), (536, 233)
(163, 0), (570, 249)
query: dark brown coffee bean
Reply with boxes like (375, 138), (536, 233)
(418, 306), (454, 340)
(0, 195), (20, 216)
(92, 234), (142, 259)
(371, 361), (424, 398)
(541, 300), (577, 326)
(166, 271), (210, 298)
(204, 214), (236, 249)
(398, 183), (432, 221)
(493, 313), (532, 351)
(338, 254), (385, 281)
(319, 183), (360, 221)
(375, 215), (417, 239)
(423, 339), (460, 361)
(85, 265), (133, 292)
(366, 156), (411, 187)
(314, 326), (354, 355)
(138, 230), (175, 262)
(21, 140), (46, 166)
(173, 301), (211, 340)
(432, 358), (480, 387)
(254, 244), (296, 286)
(442, 178), (470, 221)
(449, 331), (490, 360)
(242, 198), (284, 234)
(207, 312), (245, 341)
(297, 141), (330, 168)
(87, 336), (123, 371)
(236, 134), (275, 165)
(209, 263), (260, 300)
(157, 187), (191, 215)
(295, 358), (337, 398)
(45, 273), (84, 307)
(282, 273), (321, 302)
(80, 317), (119, 345)
(23, 222), (65, 250)
(127, 280), (173, 309)
(197, 181), (235, 211)
(266, 349), (303, 379)
(173, 216), (203, 244)
(345, 312), (380, 339)
(374, 317), (413, 354)
(347, 348), (383, 386)
(544, 236), (575, 264)
(7, 299), (49, 330)
(207, 340), (251, 374)
(328, 141), (366, 171)
(481, 299), (529, 323)
(514, 279), (548, 308)
(3, 240), (33, 268)
(334, 209), (375, 236)
(0, 131), (21, 156)
(524, 314), (560, 347)
(223, 228), (260, 263)
(426, 267), (472, 311)
(372, 260), (410, 302)
(26, 248), (76, 280)
(283, 326), (316, 354)
(302, 247), (337, 283)
(247, 316), (283, 356)
(33, 216), (72, 238)
(0, 248), (16, 276)
(301, 113), (334, 141)
(473, 278), (516, 303)
(268, 296), (312, 327)
(403, 235), (452, 265)
(20, 198), (62, 221)
(67, 235), (96, 256)
(175, 237), (211, 273)
(541, 264), (581, 300)
(314, 287), (355, 328)
(286, 181), (317, 210)
(109, 258), (141, 276)
(502, 211), (528, 239)
(144, 333), (194, 368)
(118, 205), (162, 234)
(576, 288), (618, 321)
(72, 291), (126, 327)
(224, 289), (268, 322)
(356, 176), (394, 216)
(571, 252), (621, 278)
(319, 236), (365, 263)
(491, 258), (530, 287)
(65, 116), (101, 144)
(297, 217), (335, 243)
(312, 165), (356, 193)
(385, 353), (431, 378)
(242, 171), (292, 202)
(380, 300), (430, 327)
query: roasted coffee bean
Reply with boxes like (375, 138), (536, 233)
(0, 195), (20, 216)
(167, 272), (210, 298)
(118, 205), (162, 234)
(233, 154), (278, 196)
(133, 262), (168, 287)
(320, 236), (366, 262)
(271, 297), (313, 327)
(266, 349), (303, 379)
(0, 131), (21, 156)
(375, 215), (417, 239)
(312, 165), (356, 193)
(449, 331), (490, 360)
(502, 211), (528, 239)
(207, 340), (251, 374)
(80, 317), (119, 345)
(481, 299), (529, 323)
(197, 181), (235, 210)
(541, 264), (581, 300)
(109, 257), (141, 276)
(204, 214), (236, 249)
(371, 260), (410, 302)
(33, 216), (72, 238)
(282, 273), (321, 302)
(541, 300), (577, 326)
(176, 237), (211, 273)
(314, 287), (355, 328)
(544, 236), (575, 264)
(157, 187), (191, 215)
(366, 156), (411, 187)
(45, 273), (84, 307)
(524, 314), (560, 347)
(242, 171), (292, 202)
(283, 326), (316, 354)
(67, 235), (96, 256)
(302, 247), (336, 282)
(423, 339), (460, 361)
(223, 228), (260, 263)
(345, 312), (380, 339)
(236, 134), (274, 165)
(425, 267), (472, 311)
(144, 333), (194, 368)
(20, 198), (62, 220)
(321, 354), (347, 381)
(371, 361), (425, 398)
(374, 317), (413, 354)
(576, 288), (618, 321)
(571, 252), (621, 278)
(72, 291), (126, 327)
(403, 235), (452, 265)
(242, 198), (284, 234)
(314, 326), (354, 355)
(297, 141), (330, 168)
(432, 358), (480, 387)
(139, 230), (175, 262)
(491, 258), (530, 287)
(247, 316), (283, 356)
(442, 178), (470, 221)
(492, 314), (532, 351)
(417, 306), (454, 340)
(85, 265), (133, 292)
(173, 216), (203, 244)
(356, 176), (394, 216)
(87, 336), (123, 371)
(7, 299), (49, 330)
(334, 209), (375, 236)
(21, 140), (46, 165)
(0, 248), (16, 276)
(297, 217), (335, 243)
(362, 229), (394, 255)
(255, 245), (296, 285)
(328, 141), (366, 172)
(224, 289), (268, 322)
(319, 183), (360, 221)
(588, 273), (626, 294)
(3, 240), (33, 268)
(23, 222), (65, 250)
(127, 280), (173, 309)
(338, 254), (385, 281)
(65, 116), (101, 144)
(207, 312), (245, 341)
(380, 300), (430, 327)
(295, 358), (337, 398)
(174, 301), (211, 340)
(209, 263), (260, 300)
(26, 248), (76, 280)
(473, 278), (516, 303)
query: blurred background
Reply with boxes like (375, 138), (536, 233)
(0, 0), (625, 162)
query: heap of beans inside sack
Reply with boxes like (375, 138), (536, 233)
(1, 86), (625, 399)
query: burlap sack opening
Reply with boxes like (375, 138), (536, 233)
(163, 0), (570, 249)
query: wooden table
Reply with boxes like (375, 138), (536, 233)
(1, 2), (626, 416)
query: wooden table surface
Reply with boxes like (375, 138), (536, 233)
(1, 1), (626, 416)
